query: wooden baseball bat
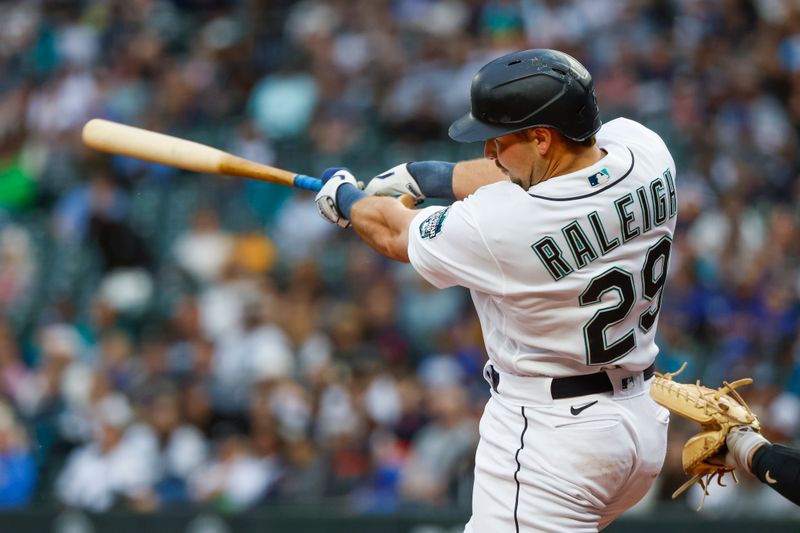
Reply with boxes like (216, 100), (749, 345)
(81, 118), (322, 191)
(82, 119), (419, 208)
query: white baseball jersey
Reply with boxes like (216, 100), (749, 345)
(408, 118), (677, 378)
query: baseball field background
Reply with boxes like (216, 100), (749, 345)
(0, 0), (799, 530)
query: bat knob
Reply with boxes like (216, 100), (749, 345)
(398, 194), (417, 208)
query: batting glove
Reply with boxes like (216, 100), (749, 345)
(315, 167), (359, 228)
(364, 163), (425, 205)
(724, 425), (770, 473)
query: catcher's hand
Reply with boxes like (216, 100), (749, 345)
(649, 363), (761, 508)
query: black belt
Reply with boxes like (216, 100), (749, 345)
(487, 363), (656, 400)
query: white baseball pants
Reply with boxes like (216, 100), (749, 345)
(464, 366), (669, 532)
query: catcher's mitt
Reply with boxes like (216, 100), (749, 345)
(650, 363), (760, 508)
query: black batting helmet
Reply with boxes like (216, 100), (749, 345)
(449, 49), (601, 143)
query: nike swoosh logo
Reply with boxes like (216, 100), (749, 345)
(765, 470), (777, 484)
(570, 400), (598, 416)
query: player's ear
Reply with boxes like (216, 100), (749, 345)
(527, 127), (552, 156)
(484, 139), (497, 160)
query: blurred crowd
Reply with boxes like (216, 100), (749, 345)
(0, 0), (799, 518)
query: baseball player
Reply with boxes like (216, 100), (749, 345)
(315, 49), (676, 531)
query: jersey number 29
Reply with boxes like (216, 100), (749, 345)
(578, 237), (672, 365)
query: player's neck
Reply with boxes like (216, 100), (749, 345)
(539, 145), (606, 185)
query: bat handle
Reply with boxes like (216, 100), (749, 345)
(292, 175), (415, 212)
(293, 175), (323, 191)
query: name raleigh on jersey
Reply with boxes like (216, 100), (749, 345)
(532, 167), (677, 281)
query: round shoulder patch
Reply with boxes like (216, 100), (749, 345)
(419, 207), (450, 239)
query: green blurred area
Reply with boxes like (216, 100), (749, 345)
(0, 154), (37, 212)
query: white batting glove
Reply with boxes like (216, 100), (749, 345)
(364, 163), (425, 205)
(315, 169), (359, 228)
(724, 425), (770, 473)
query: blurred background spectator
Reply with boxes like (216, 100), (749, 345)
(0, 0), (797, 519)
(54, 394), (152, 512)
(0, 401), (36, 508)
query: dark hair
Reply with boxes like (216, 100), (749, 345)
(515, 129), (596, 148)
(563, 134), (596, 148)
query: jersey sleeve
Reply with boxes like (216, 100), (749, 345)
(406, 200), (505, 294)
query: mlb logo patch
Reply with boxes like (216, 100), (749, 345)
(621, 376), (635, 390)
(588, 168), (610, 187)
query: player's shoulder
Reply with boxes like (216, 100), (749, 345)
(454, 180), (532, 231)
(599, 117), (674, 168)
(470, 179), (521, 197)
(460, 180), (526, 211)
(599, 117), (665, 145)
(434, 181), (523, 227)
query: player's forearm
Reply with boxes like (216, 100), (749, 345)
(452, 158), (508, 199)
(350, 196), (417, 262)
(751, 444), (800, 505)
(370, 159), (507, 204)
(409, 159), (508, 200)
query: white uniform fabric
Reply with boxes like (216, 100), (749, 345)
(466, 368), (668, 532)
(406, 118), (675, 531)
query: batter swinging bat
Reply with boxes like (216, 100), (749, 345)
(81, 118), (322, 191)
